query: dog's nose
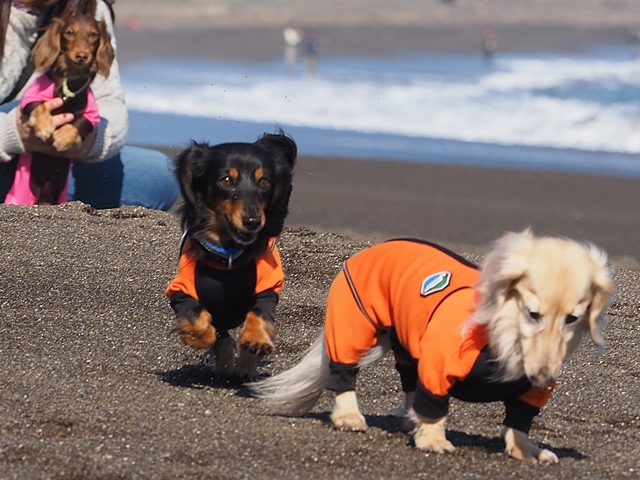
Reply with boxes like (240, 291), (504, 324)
(529, 373), (554, 390)
(243, 215), (262, 231)
(75, 51), (88, 63)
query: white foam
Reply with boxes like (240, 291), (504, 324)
(121, 50), (640, 154)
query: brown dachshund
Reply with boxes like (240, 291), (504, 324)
(21, 14), (114, 204)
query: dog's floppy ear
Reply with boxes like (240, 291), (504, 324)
(585, 245), (615, 348)
(255, 131), (297, 238)
(254, 130), (297, 170)
(31, 17), (64, 71)
(96, 20), (114, 78)
(174, 142), (212, 208)
(473, 230), (535, 324)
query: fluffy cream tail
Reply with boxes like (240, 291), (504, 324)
(250, 332), (391, 416)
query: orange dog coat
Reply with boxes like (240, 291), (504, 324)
(324, 239), (553, 433)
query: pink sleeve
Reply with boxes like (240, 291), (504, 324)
(83, 88), (101, 127)
(20, 75), (55, 108)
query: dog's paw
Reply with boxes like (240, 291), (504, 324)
(413, 415), (455, 453)
(502, 427), (559, 464)
(233, 347), (258, 382)
(52, 124), (82, 152)
(331, 411), (368, 431)
(330, 391), (367, 431)
(238, 312), (275, 356)
(172, 310), (216, 349)
(28, 104), (55, 141)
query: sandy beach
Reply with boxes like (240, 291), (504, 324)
(1, 1), (639, 478)
(0, 204), (638, 479)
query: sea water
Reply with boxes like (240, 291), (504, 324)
(121, 46), (640, 177)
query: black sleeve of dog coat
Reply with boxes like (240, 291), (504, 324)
(73, 116), (94, 140)
(327, 361), (360, 392)
(503, 399), (540, 434)
(253, 290), (279, 322)
(169, 292), (200, 319)
(413, 381), (450, 419)
(395, 363), (418, 392)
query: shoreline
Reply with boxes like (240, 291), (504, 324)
(154, 147), (640, 270)
(115, 23), (636, 66)
(112, 0), (640, 31)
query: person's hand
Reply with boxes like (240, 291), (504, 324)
(16, 98), (96, 159)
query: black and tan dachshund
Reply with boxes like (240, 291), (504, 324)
(166, 132), (297, 380)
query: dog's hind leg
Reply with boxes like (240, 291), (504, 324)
(234, 347), (259, 381)
(502, 427), (558, 463)
(395, 391), (418, 432)
(212, 336), (235, 374)
(331, 391), (367, 431)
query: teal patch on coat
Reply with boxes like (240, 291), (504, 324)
(420, 271), (452, 296)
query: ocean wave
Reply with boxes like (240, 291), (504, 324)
(121, 48), (640, 154)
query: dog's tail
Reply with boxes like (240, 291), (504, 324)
(250, 332), (391, 416)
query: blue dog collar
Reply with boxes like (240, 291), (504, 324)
(180, 230), (245, 268)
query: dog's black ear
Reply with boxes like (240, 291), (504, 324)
(254, 132), (297, 239)
(31, 17), (64, 72)
(174, 142), (212, 208)
(255, 130), (297, 169)
(96, 20), (114, 78)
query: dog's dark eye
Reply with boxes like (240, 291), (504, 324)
(258, 178), (270, 190)
(65, 28), (75, 36)
(565, 314), (579, 325)
(528, 311), (541, 321)
(218, 176), (234, 188)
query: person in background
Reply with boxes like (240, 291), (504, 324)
(0, 0), (179, 210)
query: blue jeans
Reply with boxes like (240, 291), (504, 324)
(0, 101), (180, 211)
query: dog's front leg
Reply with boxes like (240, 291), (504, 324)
(52, 123), (82, 152)
(238, 311), (275, 355)
(27, 103), (55, 141)
(331, 391), (367, 431)
(411, 413), (455, 453)
(502, 427), (558, 463)
(236, 311), (276, 381)
(173, 309), (217, 349)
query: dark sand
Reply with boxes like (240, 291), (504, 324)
(1, 7), (639, 480)
(0, 203), (638, 479)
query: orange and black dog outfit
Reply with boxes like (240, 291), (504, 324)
(325, 239), (554, 434)
(165, 234), (284, 340)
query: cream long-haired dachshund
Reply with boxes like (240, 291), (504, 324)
(250, 231), (614, 463)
